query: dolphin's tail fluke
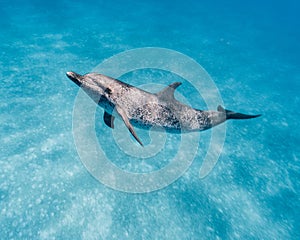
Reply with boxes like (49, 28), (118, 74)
(217, 105), (261, 120)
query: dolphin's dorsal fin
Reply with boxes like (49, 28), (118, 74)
(114, 105), (144, 146)
(156, 82), (182, 101)
(103, 111), (115, 128)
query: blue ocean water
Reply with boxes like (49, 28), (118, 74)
(1, 0), (299, 239)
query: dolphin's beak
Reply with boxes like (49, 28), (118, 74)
(66, 71), (82, 86)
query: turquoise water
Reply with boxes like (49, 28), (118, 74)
(1, 0), (299, 239)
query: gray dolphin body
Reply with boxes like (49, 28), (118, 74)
(67, 71), (260, 146)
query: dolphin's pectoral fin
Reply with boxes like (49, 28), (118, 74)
(103, 111), (115, 129)
(115, 105), (144, 146)
(156, 82), (182, 101)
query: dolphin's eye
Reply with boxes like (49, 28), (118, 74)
(105, 88), (112, 94)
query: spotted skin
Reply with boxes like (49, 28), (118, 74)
(66, 71), (259, 145)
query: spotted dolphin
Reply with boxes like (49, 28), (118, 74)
(66, 72), (260, 146)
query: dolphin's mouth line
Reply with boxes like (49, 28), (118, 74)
(66, 72), (99, 90)
(83, 80), (103, 90)
(66, 72), (83, 86)
(67, 72), (110, 94)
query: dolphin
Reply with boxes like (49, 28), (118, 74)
(66, 71), (261, 146)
